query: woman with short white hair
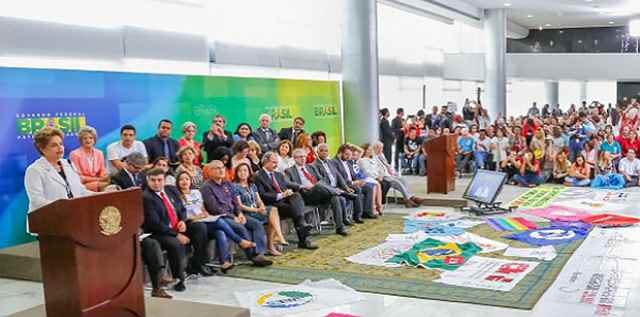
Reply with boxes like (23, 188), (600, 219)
(372, 141), (423, 208)
(69, 126), (110, 191)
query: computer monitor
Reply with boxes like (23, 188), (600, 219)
(463, 169), (507, 205)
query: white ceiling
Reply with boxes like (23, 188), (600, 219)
(461, 0), (640, 29)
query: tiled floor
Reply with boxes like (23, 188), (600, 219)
(3, 177), (640, 317)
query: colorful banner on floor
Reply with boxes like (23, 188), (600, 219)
(508, 186), (565, 209)
(0, 67), (342, 249)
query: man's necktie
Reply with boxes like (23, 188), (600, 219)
(160, 192), (178, 230)
(302, 167), (317, 184)
(270, 173), (282, 193)
(163, 139), (170, 159)
(323, 162), (336, 185)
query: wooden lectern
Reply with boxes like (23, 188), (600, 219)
(28, 188), (145, 317)
(423, 135), (457, 194)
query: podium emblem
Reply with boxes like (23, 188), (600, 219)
(99, 206), (122, 236)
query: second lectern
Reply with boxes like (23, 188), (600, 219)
(423, 135), (457, 194)
(28, 188), (145, 317)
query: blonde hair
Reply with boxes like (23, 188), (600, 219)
(177, 146), (196, 162)
(247, 140), (262, 156)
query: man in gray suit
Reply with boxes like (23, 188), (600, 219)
(314, 143), (358, 226)
(253, 113), (280, 154)
(285, 148), (348, 236)
(330, 144), (376, 222)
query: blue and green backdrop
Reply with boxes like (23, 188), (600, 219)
(1, 67), (342, 249)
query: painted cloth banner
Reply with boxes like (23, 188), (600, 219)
(503, 246), (557, 261)
(234, 279), (364, 317)
(520, 205), (592, 222)
(508, 186), (566, 209)
(345, 241), (416, 268)
(536, 227), (640, 317)
(505, 225), (589, 246)
(435, 257), (539, 292)
(0, 67), (342, 248)
(433, 232), (508, 254)
(387, 238), (481, 270)
(486, 217), (538, 231)
(580, 214), (640, 228)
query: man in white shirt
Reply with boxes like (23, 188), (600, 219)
(107, 125), (148, 175)
(618, 149), (640, 187)
(474, 129), (495, 170)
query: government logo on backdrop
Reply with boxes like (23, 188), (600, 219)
(16, 112), (87, 139)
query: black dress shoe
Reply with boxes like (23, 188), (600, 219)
(251, 255), (274, 267)
(173, 280), (186, 292)
(298, 238), (319, 250)
(354, 218), (364, 224)
(336, 228), (349, 236)
(188, 265), (215, 277)
(363, 214), (378, 219)
(343, 219), (354, 226)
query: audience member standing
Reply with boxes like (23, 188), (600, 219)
(379, 108), (394, 164)
(253, 114), (280, 154)
(144, 119), (180, 167)
(391, 108), (405, 169)
(202, 115), (234, 163)
(106, 125), (148, 175)
(278, 116), (305, 145)
(178, 121), (202, 166)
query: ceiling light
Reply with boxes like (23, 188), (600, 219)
(585, 0), (593, 2)
(527, 14), (534, 18)
(609, 21), (614, 24)
(630, 19), (640, 37)
(545, 23), (552, 27)
(504, 3), (511, 7)
(538, 26), (543, 31)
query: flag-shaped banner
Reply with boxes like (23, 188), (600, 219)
(386, 238), (481, 270)
(487, 217), (538, 231)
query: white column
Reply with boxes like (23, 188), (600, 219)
(484, 9), (507, 120)
(341, 0), (380, 144)
(579, 81), (588, 103)
(545, 81), (559, 106)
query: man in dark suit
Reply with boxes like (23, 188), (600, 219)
(143, 119), (180, 167)
(286, 149), (348, 236)
(379, 108), (394, 163)
(253, 113), (280, 154)
(202, 115), (234, 163)
(110, 152), (146, 189)
(391, 108), (405, 169)
(331, 144), (376, 222)
(314, 143), (358, 226)
(254, 152), (317, 249)
(142, 168), (213, 292)
(278, 117), (305, 145)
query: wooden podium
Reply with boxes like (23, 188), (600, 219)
(423, 135), (457, 194)
(28, 188), (145, 317)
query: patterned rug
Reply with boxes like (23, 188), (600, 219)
(225, 214), (584, 310)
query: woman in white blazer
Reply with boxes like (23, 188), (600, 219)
(24, 127), (91, 230)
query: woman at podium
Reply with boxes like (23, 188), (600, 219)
(24, 127), (91, 232)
